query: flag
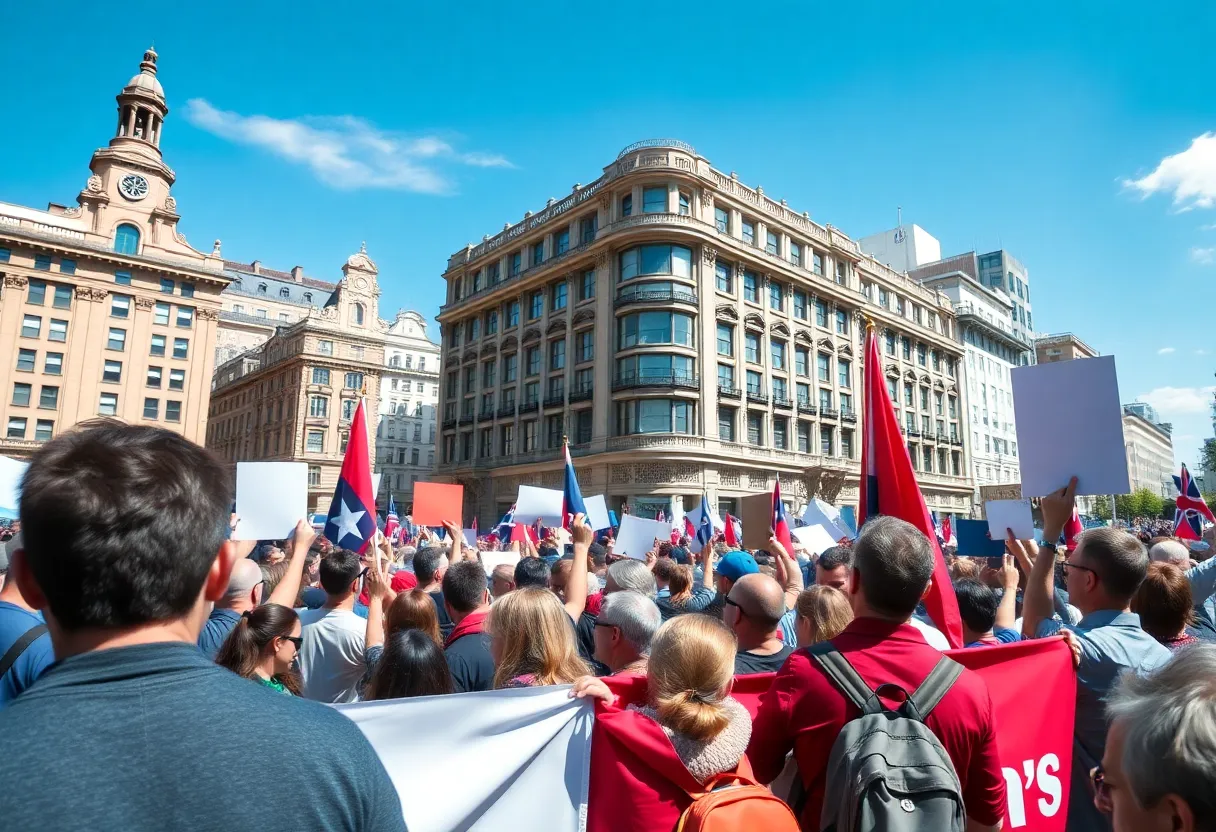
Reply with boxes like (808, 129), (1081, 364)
(325, 398), (377, 554)
(931, 511), (944, 544)
(772, 476), (794, 555)
(384, 493), (401, 543)
(1174, 463), (1214, 541)
(942, 515), (953, 548)
(562, 440), (588, 529)
(859, 322), (963, 648)
(724, 513), (741, 547)
(694, 493), (714, 553)
(471, 516), (479, 544)
(493, 504), (517, 540)
(1063, 507), (1082, 548)
(656, 509), (665, 523)
(682, 516), (696, 540)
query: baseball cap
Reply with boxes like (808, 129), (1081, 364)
(717, 550), (759, 582)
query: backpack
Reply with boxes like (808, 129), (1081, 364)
(809, 642), (966, 832)
(675, 755), (800, 832)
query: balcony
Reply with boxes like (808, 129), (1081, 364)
(950, 436), (963, 446)
(613, 287), (699, 309)
(936, 432), (950, 442)
(773, 396), (793, 410)
(841, 409), (857, 424)
(442, 417), (457, 430)
(543, 393), (567, 408)
(612, 372), (699, 392)
(569, 384), (594, 403)
(820, 407), (839, 419)
(519, 401), (539, 414)
(479, 408), (495, 420)
(718, 384), (742, 399)
(458, 415), (474, 426)
(907, 428), (922, 437)
(497, 404), (517, 419)
(745, 387), (768, 405)
(797, 399), (817, 415)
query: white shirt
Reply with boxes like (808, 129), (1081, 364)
(296, 606), (366, 703)
(908, 616), (950, 650)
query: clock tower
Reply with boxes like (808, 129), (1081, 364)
(74, 47), (201, 262)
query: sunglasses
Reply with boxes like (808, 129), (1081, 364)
(1089, 765), (1112, 813)
(280, 635), (303, 649)
(724, 596), (748, 617)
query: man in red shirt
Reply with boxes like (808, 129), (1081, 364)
(748, 516), (1007, 830)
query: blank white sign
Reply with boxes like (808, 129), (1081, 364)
(985, 499), (1036, 542)
(615, 515), (672, 560)
(514, 485), (565, 527)
(791, 524), (840, 556)
(0, 455), (27, 519)
(582, 495), (611, 532)
(1012, 356), (1130, 497)
(235, 462), (308, 541)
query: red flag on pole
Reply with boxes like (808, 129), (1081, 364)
(859, 322), (963, 648)
(324, 397), (377, 555)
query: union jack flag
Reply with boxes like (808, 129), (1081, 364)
(1174, 463), (1215, 541)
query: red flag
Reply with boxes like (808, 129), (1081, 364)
(323, 398), (376, 554)
(859, 323), (963, 648)
(771, 476), (794, 555)
(1063, 507), (1082, 548)
(941, 514), (953, 546)
(724, 513), (741, 547)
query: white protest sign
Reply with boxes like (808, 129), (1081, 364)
(373, 473), (383, 498)
(1012, 356), (1130, 497)
(514, 485), (564, 527)
(234, 462), (308, 540)
(985, 499), (1036, 541)
(801, 498), (851, 541)
(479, 549), (521, 577)
(615, 515), (671, 559)
(0, 455), (28, 519)
(791, 524), (840, 556)
(582, 495), (611, 531)
(463, 528), (478, 548)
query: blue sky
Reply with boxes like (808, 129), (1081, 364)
(2, 0), (1214, 465)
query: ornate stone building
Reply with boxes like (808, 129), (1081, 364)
(435, 140), (973, 526)
(213, 258), (339, 366)
(205, 247), (387, 512)
(376, 311), (441, 508)
(0, 48), (227, 458)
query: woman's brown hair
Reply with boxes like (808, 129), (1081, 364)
(795, 585), (854, 645)
(488, 587), (589, 688)
(214, 603), (303, 695)
(648, 614), (737, 742)
(385, 589), (442, 646)
(666, 564), (694, 602)
(1132, 562), (1194, 643)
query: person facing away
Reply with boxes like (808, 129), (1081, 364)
(441, 560), (495, 693)
(748, 515), (1007, 831)
(414, 546), (453, 639)
(594, 589), (661, 676)
(489, 587), (590, 689)
(1019, 478), (1172, 832)
(1131, 562), (1208, 651)
(0, 422), (403, 831)
(793, 584), (853, 648)
(360, 587), (442, 697)
(365, 628), (454, 700)
(296, 548), (368, 704)
(0, 535), (54, 708)
(197, 558), (263, 660)
(489, 563), (516, 600)
(1098, 645), (1216, 832)
(214, 603), (303, 695)
(724, 573), (795, 674)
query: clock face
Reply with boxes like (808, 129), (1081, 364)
(119, 173), (149, 201)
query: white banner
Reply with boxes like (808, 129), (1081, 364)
(337, 685), (593, 832)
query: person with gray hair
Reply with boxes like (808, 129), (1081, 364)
(1149, 539), (1190, 567)
(593, 590), (661, 676)
(605, 558), (657, 600)
(1099, 645), (1216, 831)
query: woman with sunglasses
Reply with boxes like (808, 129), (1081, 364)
(215, 603), (304, 695)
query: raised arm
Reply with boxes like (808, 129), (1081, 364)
(267, 519), (316, 608)
(1021, 477), (1075, 638)
(700, 543), (714, 590)
(994, 553), (1019, 631)
(363, 544), (395, 651)
(563, 514), (591, 622)
(768, 535), (804, 611)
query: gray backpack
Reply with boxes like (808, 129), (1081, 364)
(809, 643), (966, 832)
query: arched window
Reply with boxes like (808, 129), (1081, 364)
(389, 354), (400, 367)
(418, 357), (426, 371)
(114, 223), (141, 255)
(302, 292), (312, 303)
(257, 283), (267, 294)
(279, 287), (290, 298)
(405, 355), (413, 369)
(354, 303), (365, 325)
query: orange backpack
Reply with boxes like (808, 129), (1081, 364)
(674, 756), (800, 832)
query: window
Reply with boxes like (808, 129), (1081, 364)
(153, 302), (170, 326)
(618, 244), (692, 281)
(232, 304), (244, 314)
(159, 278), (175, 295)
(43, 352), (62, 376)
(617, 311), (694, 348)
(176, 307), (193, 328)
(549, 340), (566, 370)
(771, 340), (786, 370)
(797, 382), (811, 406)
(615, 354), (693, 383)
(902, 337), (911, 360)
(181, 282), (196, 297)
(309, 396), (329, 418)
(841, 429), (854, 458)
(99, 392), (118, 416)
(743, 271), (759, 303)
(16, 349), (36, 372)
(110, 295), (130, 318)
(546, 414), (564, 448)
(917, 343), (927, 366)
(529, 291), (543, 319)
(642, 186), (667, 213)
(835, 260), (847, 285)
(812, 250), (824, 275)
(12, 383), (31, 407)
(885, 332), (895, 355)
(28, 280), (47, 305)
(766, 231), (779, 255)
(551, 282), (567, 311)
(579, 269), (595, 301)
(773, 377), (788, 402)
(621, 194), (632, 217)
(746, 369), (763, 397)
(508, 251), (522, 278)
(817, 353), (831, 382)
(34, 420), (53, 442)
(769, 280), (784, 310)
(482, 360), (497, 388)
(580, 215), (598, 245)
(716, 323), (733, 356)
(553, 228), (570, 256)
(115, 270), (132, 286)
(102, 360), (122, 383)
(306, 430), (324, 454)
(715, 262), (733, 293)
(342, 400), (356, 421)
(53, 286), (72, 309)
(6, 418), (26, 439)
(172, 338), (188, 359)
(143, 398), (159, 419)
(774, 417), (788, 449)
(790, 242), (802, 267)
(311, 367), (330, 385)
(715, 206), (729, 233)
(531, 241), (545, 266)
(815, 300), (827, 327)
(747, 412), (763, 445)
(676, 191), (690, 216)
(820, 425), (834, 455)
(577, 330), (594, 362)
(835, 310), (849, 335)
(935, 391), (944, 415)
(904, 383), (913, 407)
(523, 420), (538, 451)
(107, 327), (126, 351)
(819, 388), (833, 410)
(616, 399), (692, 435)
(146, 366), (162, 388)
(318, 339), (333, 355)
(504, 300), (520, 328)
(931, 350), (940, 371)
(574, 367), (593, 394)
(793, 291), (807, 320)
(718, 363), (735, 390)
(840, 392), (853, 414)
(742, 220), (755, 245)
(745, 332), (761, 363)
(718, 407), (736, 441)
(798, 421), (811, 452)
(21, 315), (41, 338)
(503, 354), (517, 382)
(463, 366), (475, 394)
(524, 381), (539, 405)
(838, 359), (851, 388)
(795, 348), (809, 377)
(0, 248), (9, 262)
(501, 425), (515, 455)
(33, 255), (51, 272)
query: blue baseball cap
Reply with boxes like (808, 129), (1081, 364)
(717, 550), (759, 582)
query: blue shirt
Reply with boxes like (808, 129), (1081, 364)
(656, 587), (718, 621)
(964, 627), (1022, 649)
(196, 608), (242, 660)
(1037, 610), (1171, 832)
(0, 601), (54, 708)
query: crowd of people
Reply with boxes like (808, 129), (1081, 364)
(1, 423), (1215, 832)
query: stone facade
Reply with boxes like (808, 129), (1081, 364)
(1035, 332), (1098, 363)
(434, 140), (974, 526)
(376, 310), (441, 507)
(0, 48), (227, 457)
(1122, 409), (1175, 498)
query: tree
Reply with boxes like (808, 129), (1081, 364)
(1139, 489), (1164, 519)
(1091, 497), (1113, 522)
(1202, 438), (1216, 477)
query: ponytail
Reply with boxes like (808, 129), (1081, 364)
(655, 688), (730, 742)
(214, 603), (303, 695)
(215, 613), (261, 679)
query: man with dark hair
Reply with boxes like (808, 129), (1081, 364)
(0, 534), (54, 707)
(955, 577), (1021, 648)
(815, 546), (853, 590)
(514, 556), (550, 589)
(0, 423), (402, 830)
(297, 548), (367, 703)
(1020, 478), (1170, 832)
(414, 546), (453, 639)
(442, 561), (494, 692)
(749, 515), (1006, 831)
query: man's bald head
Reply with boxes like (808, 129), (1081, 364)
(219, 559), (263, 607)
(1149, 539), (1190, 567)
(730, 572), (786, 630)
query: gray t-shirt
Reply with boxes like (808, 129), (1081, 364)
(0, 642), (405, 831)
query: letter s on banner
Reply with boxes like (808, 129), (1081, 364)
(949, 638), (1076, 832)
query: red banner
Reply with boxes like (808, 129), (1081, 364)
(594, 637), (1075, 832)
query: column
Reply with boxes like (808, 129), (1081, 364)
(191, 308), (220, 443)
(126, 106), (137, 138)
(591, 251), (612, 443)
(699, 247), (718, 440)
(64, 286), (111, 426)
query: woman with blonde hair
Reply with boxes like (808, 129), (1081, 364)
(489, 587), (591, 688)
(794, 585), (854, 647)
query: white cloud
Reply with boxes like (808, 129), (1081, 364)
(1191, 246), (1216, 264)
(1157, 347), (1177, 355)
(1203, 223), (1216, 231)
(1197, 349), (1210, 356)
(1124, 132), (1216, 211)
(1136, 386), (1216, 416)
(182, 99), (510, 194)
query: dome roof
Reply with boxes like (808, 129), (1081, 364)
(344, 241), (378, 273)
(122, 47), (164, 100)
